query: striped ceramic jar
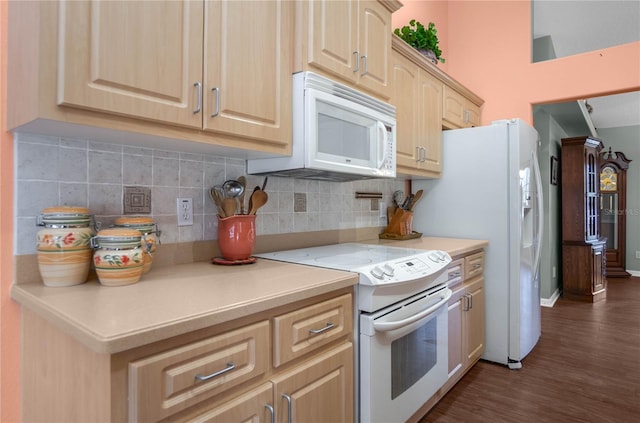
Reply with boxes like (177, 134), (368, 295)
(36, 206), (94, 287)
(92, 228), (144, 287)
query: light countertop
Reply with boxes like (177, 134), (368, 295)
(11, 236), (486, 355)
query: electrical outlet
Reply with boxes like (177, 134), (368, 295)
(636, 251), (640, 260)
(177, 198), (193, 226)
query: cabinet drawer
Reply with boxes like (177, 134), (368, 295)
(465, 252), (485, 280)
(273, 294), (353, 367)
(446, 258), (465, 289)
(129, 321), (270, 422)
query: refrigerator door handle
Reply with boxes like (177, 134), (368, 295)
(532, 150), (544, 281)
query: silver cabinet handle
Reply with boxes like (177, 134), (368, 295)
(361, 55), (368, 76)
(265, 404), (275, 423)
(282, 393), (292, 423)
(211, 87), (220, 118)
(194, 362), (235, 381)
(469, 293), (473, 309)
(353, 51), (360, 73)
(309, 322), (335, 334)
(416, 146), (421, 162)
(421, 146), (427, 162)
(193, 82), (202, 114)
(462, 294), (470, 311)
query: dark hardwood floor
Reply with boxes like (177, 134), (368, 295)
(420, 277), (640, 422)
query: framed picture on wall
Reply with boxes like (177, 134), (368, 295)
(550, 156), (559, 185)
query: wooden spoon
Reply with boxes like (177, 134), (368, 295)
(209, 187), (225, 217)
(248, 189), (268, 215)
(221, 198), (237, 217)
(409, 189), (424, 211)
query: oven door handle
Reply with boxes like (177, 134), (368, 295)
(373, 289), (451, 332)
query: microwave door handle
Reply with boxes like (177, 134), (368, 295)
(377, 121), (387, 168)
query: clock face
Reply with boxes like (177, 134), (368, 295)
(600, 166), (618, 191)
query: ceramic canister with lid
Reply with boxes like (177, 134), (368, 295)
(36, 206), (94, 287)
(114, 216), (159, 274)
(91, 228), (144, 287)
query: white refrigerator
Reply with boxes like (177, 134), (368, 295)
(413, 118), (543, 369)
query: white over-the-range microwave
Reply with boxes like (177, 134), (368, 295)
(248, 72), (396, 182)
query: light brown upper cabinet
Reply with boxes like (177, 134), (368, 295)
(390, 49), (443, 178)
(295, 0), (402, 100)
(443, 86), (481, 129)
(8, 0), (293, 155)
(391, 35), (483, 179)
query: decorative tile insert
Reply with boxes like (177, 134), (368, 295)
(294, 192), (307, 212)
(124, 186), (151, 214)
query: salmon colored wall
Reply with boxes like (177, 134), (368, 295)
(0, 0), (20, 421)
(395, 0), (640, 125)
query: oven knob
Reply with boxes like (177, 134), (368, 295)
(428, 252), (440, 263)
(382, 264), (395, 276)
(370, 266), (385, 279)
(436, 251), (447, 261)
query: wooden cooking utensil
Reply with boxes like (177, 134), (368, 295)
(209, 187), (225, 217)
(221, 198), (237, 217)
(248, 189), (268, 215)
(409, 189), (424, 211)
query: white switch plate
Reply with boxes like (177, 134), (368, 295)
(636, 251), (640, 259)
(379, 201), (387, 219)
(177, 198), (193, 226)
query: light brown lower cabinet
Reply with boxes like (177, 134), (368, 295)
(21, 288), (354, 423)
(408, 251), (486, 422)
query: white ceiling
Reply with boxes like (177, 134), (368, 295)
(532, 0), (640, 132)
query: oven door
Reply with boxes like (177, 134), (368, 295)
(360, 286), (451, 423)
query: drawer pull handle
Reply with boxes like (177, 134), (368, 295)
(193, 82), (202, 114)
(309, 322), (335, 335)
(473, 263), (482, 269)
(265, 404), (275, 423)
(282, 394), (292, 423)
(194, 362), (235, 381)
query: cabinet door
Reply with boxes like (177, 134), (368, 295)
(592, 244), (606, 293)
(204, 0), (292, 149)
(182, 383), (273, 423)
(306, 0), (358, 84)
(357, 1), (393, 99)
(465, 103), (481, 127)
(418, 72), (443, 173)
(447, 288), (465, 380)
(58, 0), (203, 128)
(464, 277), (485, 363)
(390, 52), (420, 169)
(272, 343), (354, 423)
(443, 86), (479, 129)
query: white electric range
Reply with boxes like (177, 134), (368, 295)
(255, 242), (452, 423)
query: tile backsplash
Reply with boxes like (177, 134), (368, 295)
(15, 133), (404, 255)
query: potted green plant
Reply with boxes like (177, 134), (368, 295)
(394, 20), (445, 64)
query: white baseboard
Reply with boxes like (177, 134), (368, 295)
(627, 269), (640, 277)
(540, 288), (561, 308)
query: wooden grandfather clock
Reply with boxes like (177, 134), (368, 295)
(561, 136), (607, 302)
(599, 148), (632, 277)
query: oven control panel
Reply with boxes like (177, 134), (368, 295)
(357, 250), (451, 286)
